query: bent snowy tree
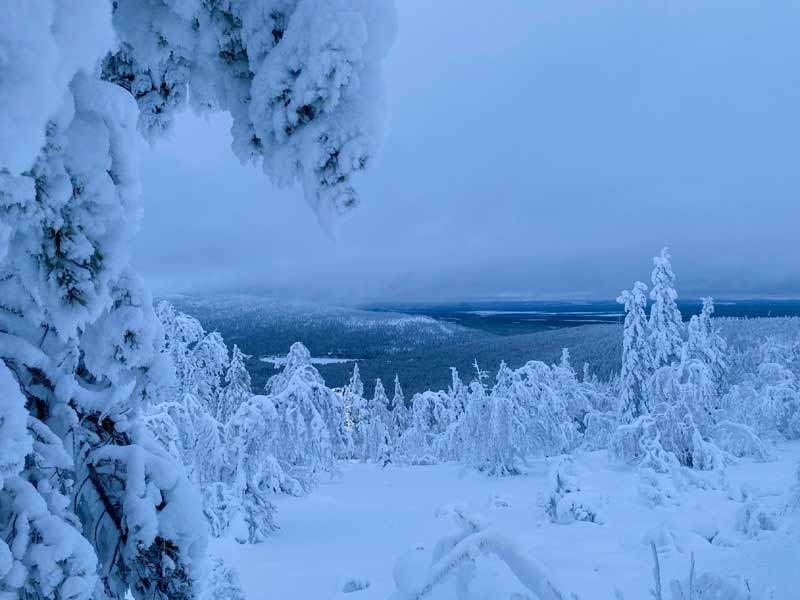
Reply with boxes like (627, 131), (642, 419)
(0, 1), (394, 598)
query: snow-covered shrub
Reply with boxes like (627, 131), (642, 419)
(395, 428), (437, 466)
(388, 509), (569, 600)
(545, 456), (603, 524)
(202, 482), (238, 538)
(610, 407), (723, 504)
(735, 500), (777, 538)
(787, 463), (800, 514)
(200, 558), (245, 600)
(340, 577), (371, 594)
(582, 410), (618, 451)
(613, 401), (722, 472)
(636, 546), (774, 600)
(724, 359), (800, 440)
(684, 573), (772, 600)
(710, 421), (773, 462)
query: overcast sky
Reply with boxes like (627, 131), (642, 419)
(133, 0), (800, 305)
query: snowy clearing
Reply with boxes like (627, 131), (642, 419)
(212, 444), (800, 599)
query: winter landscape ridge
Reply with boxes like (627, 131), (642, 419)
(2, 2), (800, 600)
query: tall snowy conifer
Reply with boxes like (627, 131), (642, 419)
(219, 344), (253, 423)
(372, 377), (392, 430)
(618, 281), (653, 422)
(648, 247), (684, 369)
(391, 373), (409, 437)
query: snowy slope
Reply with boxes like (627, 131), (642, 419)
(211, 444), (800, 599)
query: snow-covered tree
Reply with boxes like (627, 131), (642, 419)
(102, 0), (396, 226)
(390, 373), (409, 437)
(447, 367), (469, 415)
(648, 247), (684, 369)
(194, 331), (230, 417)
(687, 297), (728, 394)
(0, 1), (395, 595)
(224, 396), (285, 541)
(475, 387), (528, 476)
(552, 348), (589, 431)
(156, 300), (205, 393)
(0, 61), (206, 598)
(396, 390), (454, 465)
(219, 344), (252, 424)
(371, 377), (392, 429)
(618, 281), (653, 422)
(724, 357), (800, 440)
(459, 379), (489, 470)
(364, 410), (392, 465)
(344, 363), (370, 457)
(266, 342), (345, 478)
(512, 361), (577, 455)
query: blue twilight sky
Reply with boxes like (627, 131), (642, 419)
(133, 0), (800, 305)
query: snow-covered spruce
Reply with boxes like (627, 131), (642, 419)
(218, 344), (253, 424)
(0, 63), (206, 598)
(0, 1), (395, 596)
(648, 247), (684, 371)
(617, 281), (653, 422)
(103, 0), (397, 228)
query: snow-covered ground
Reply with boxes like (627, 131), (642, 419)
(212, 443), (800, 599)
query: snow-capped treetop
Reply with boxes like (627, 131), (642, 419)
(348, 363), (365, 398)
(559, 348), (573, 372)
(372, 377), (389, 410)
(448, 367), (468, 414)
(393, 373), (405, 409)
(266, 341), (324, 396)
(649, 247), (684, 369)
